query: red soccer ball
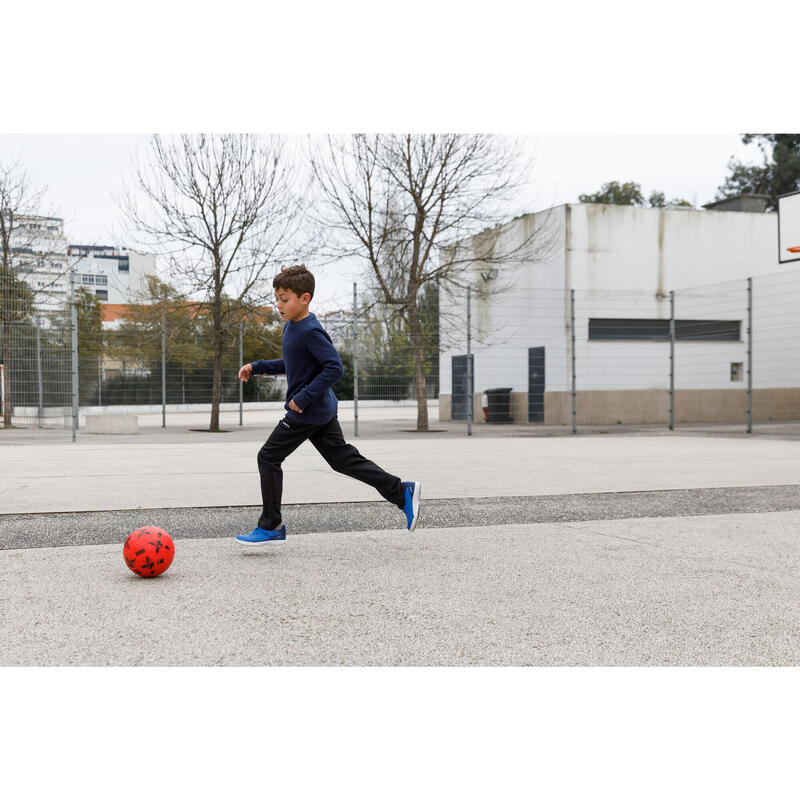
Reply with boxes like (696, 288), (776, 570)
(123, 526), (175, 578)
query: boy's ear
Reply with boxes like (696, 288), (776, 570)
(301, 292), (311, 304)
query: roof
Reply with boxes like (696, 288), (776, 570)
(100, 302), (275, 323)
(100, 304), (131, 322)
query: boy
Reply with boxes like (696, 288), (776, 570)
(236, 264), (421, 545)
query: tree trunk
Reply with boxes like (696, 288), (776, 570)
(209, 295), (223, 432)
(408, 303), (428, 432)
(1, 318), (11, 428)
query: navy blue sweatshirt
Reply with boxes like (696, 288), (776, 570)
(250, 313), (344, 425)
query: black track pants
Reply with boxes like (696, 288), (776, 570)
(257, 415), (405, 530)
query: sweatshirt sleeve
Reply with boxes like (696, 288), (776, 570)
(250, 358), (286, 375)
(291, 329), (344, 410)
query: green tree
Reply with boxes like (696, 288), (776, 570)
(104, 275), (284, 406)
(0, 156), (52, 426)
(580, 181), (692, 208)
(107, 275), (211, 372)
(51, 286), (103, 403)
(716, 134), (800, 210)
(355, 282), (439, 401)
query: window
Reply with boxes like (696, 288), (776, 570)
(588, 318), (741, 342)
(731, 362), (743, 381)
(95, 289), (108, 301)
(81, 274), (95, 284)
(95, 274), (108, 285)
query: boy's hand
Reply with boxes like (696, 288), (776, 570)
(238, 363), (253, 382)
(288, 398), (303, 414)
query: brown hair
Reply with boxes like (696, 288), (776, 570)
(273, 264), (314, 300)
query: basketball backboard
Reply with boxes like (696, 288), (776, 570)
(778, 190), (800, 264)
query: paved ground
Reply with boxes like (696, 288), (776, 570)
(2, 510), (799, 666)
(2, 485), (800, 550)
(4, 427), (800, 513)
(2, 418), (800, 666)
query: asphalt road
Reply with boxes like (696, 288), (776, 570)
(2, 484), (799, 550)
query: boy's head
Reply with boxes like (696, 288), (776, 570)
(273, 264), (314, 322)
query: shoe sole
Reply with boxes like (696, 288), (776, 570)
(236, 537), (286, 546)
(408, 481), (421, 532)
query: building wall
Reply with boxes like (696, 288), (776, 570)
(568, 204), (776, 291)
(71, 247), (157, 305)
(439, 206), (570, 398)
(438, 203), (795, 424)
(9, 215), (69, 314)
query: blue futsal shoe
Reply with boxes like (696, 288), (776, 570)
(401, 481), (421, 532)
(236, 525), (286, 545)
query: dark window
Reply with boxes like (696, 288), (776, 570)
(675, 320), (740, 341)
(589, 318), (740, 342)
(95, 289), (109, 301)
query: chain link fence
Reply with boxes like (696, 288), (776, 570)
(3, 270), (799, 443)
(438, 268), (800, 436)
(1, 288), (74, 441)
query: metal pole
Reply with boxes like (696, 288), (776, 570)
(353, 282), (359, 438)
(747, 277), (752, 434)
(570, 289), (576, 435)
(466, 285), (472, 437)
(669, 290), (675, 431)
(161, 311), (166, 429)
(70, 273), (79, 441)
(35, 318), (43, 424)
(239, 319), (244, 426)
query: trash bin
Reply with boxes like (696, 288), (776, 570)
(485, 387), (513, 424)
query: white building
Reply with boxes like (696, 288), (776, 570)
(439, 200), (799, 425)
(7, 214), (70, 314)
(68, 245), (157, 305)
(6, 214), (158, 314)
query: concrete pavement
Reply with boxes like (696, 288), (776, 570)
(3, 424), (800, 666)
(3, 510), (800, 666)
(3, 430), (800, 514)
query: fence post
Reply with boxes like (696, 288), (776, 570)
(161, 311), (166, 429)
(239, 319), (244, 427)
(570, 289), (576, 434)
(669, 290), (675, 431)
(747, 277), (752, 434)
(466, 285), (472, 437)
(70, 272), (79, 442)
(353, 282), (359, 438)
(35, 317), (43, 424)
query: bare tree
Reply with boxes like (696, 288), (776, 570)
(0, 156), (66, 428)
(310, 134), (552, 431)
(118, 134), (305, 431)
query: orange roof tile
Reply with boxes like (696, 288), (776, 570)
(100, 304), (131, 322)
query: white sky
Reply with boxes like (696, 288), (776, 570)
(3, 2), (796, 314)
(0, 132), (767, 311)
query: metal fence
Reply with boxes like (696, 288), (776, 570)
(2, 270), (799, 442)
(439, 268), (800, 436)
(1, 295), (74, 442)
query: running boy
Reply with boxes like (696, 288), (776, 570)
(235, 264), (421, 544)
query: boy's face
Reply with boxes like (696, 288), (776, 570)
(274, 287), (310, 323)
